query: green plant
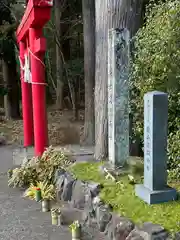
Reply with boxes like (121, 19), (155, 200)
(24, 181), (56, 200)
(8, 166), (37, 188)
(40, 181), (55, 200)
(8, 147), (73, 188)
(130, 0), (180, 179)
(70, 162), (180, 232)
(69, 220), (81, 231)
(51, 207), (61, 216)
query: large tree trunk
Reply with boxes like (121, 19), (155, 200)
(82, 0), (95, 145)
(55, 0), (64, 109)
(2, 58), (20, 119)
(94, 0), (145, 160)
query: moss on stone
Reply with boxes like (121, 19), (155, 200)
(70, 161), (180, 233)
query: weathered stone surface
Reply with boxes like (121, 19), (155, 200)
(88, 182), (102, 197)
(96, 204), (112, 232)
(56, 172), (66, 200)
(126, 229), (144, 240)
(71, 180), (100, 210)
(71, 180), (91, 209)
(127, 223), (169, 240)
(105, 214), (134, 240)
(140, 222), (169, 239)
(175, 232), (180, 240)
(60, 206), (83, 225)
(55, 168), (66, 182)
(0, 136), (6, 145)
(56, 170), (76, 202)
(61, 172), (76, 201)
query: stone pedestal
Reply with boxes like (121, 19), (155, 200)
(107, 28), (130, 168)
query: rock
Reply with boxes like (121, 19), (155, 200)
(71, 180), (90, 209)
(54, 169), (66, 183)
(61, 172), (76, 201)
(56, 172), (66, 200)
(127, 223), (169, 240)
(126, 229), (144, 240)
(95, 204), (112, 232)
(71, 180), (100, 210)
(88, 182), (102, 198)
(60, 206), (83, 225)
(105, 214), (134, 240)
(56, 170), (76, 202)
(0, 136), (6, 145)
(175, 232), (180, 240)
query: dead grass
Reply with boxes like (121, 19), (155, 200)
(0, 106), (84, 146)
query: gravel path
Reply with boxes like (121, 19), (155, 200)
(0, 146), (71, 240)
(0, 146), (105, 240)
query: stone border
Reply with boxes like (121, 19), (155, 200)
(55, 168), (179, 240)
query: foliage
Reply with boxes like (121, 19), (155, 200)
(70, 162), (180, 233)
(69, 220), (81, 231)
(167, 130), (180, 181)
(24, 181), (55, 200)
(8, 146), (73, 188)
(8, 165), (37, 188)
(130, 0), (180, 177)
(51, 207), (61, 216)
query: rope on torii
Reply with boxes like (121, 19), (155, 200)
(19, 48), (47, 86)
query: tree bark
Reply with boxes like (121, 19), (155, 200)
(82, 0), (95, 145)
(2, 58), (20, 119)
(55, 0), (64, 109)
(94, 0), (145, 160)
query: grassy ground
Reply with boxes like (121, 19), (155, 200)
(70, 162), (180, 233)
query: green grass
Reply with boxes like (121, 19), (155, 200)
(69, 162), (180, 233)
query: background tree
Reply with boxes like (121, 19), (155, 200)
(82, 0), (95, 145)
(131, 0), (180, 180)
(0, 0), (20, 119)
(94, 0), (146, 160)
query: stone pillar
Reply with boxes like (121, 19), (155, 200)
(135, 91), (177, 204)
(108, 28), (130, 168)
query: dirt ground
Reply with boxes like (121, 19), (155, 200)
(0, 106), (84, 146)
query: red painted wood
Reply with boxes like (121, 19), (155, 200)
(29, 28), (48, 156)
(19, 42), (34, 147)
(17, 0), (52, 42)
(17, 0), (52, 156)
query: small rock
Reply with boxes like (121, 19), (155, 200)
(126, 229), (144, 240)
(54, 169), (66, 183)
(71, 180), (89, 209)
(60, 207), (83, 225)
(105, 214), (134, 240)
(175, 232), (180, 240)
(96, 204), (112, 232)
(88, 182), (102, 197)
(71, 180), (101, 210)
(127, 223), (169, 240)
(61, 172), (76, 201)
(56, 173), (66, 200)
(0, 136), (6, 145)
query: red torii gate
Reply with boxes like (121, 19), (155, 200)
(16, 0), (53, 156)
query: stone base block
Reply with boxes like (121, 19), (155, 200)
(13, 146), (34, 166)
(135, 184), (177, 204)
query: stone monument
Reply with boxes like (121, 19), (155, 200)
(135, 91), (177, 204)
(108, 28), (130, 168)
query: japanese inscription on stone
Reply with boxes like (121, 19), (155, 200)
(108, 28), (130, 167)
(144, 95), (152, 189)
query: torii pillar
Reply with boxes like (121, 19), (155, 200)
(16, 0), (53, 156)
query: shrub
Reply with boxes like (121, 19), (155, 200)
(131, 0), (180, 178)
(8, 146), (73, 188)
